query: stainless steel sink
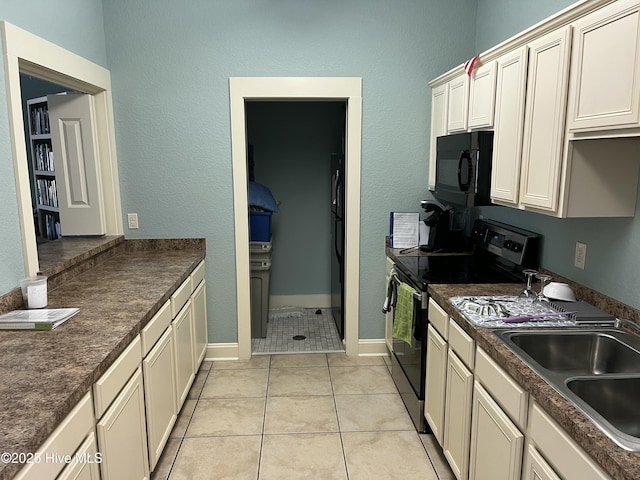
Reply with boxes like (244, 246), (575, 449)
(505, 330), (640, 374)
(496, 327), (640, 451)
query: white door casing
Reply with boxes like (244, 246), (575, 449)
(229, 77), (362, 359)
(1, 21), (123, 275)
(48, 93), (106, 236)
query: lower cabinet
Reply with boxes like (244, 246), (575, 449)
(143, 327), (178, 471)
(424, 324), (447, 445)
(443, 349), (474, 480)
(522, 444), (561, 480)
(96, 367), (150, 480)
(56, 432), (101, 480)
(173, 299), (196, 407)
(469, 382), (524, 480)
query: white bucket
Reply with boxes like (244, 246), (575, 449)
(19, 275), (48, 309)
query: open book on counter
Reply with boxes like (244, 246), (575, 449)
(0, 308), (79, 330)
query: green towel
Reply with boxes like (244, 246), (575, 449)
(393, 283), (417, 346)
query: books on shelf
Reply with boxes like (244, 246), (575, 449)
(0, 308), (79, 330)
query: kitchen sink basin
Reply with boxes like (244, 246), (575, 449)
(496, 327), (640, 451)
(505, 330), (640, 374)
(567, 377), (640, 439)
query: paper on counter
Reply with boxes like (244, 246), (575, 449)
(389, 212), (419, 249)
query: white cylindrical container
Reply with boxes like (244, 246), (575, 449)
(19, 276), (48, 308)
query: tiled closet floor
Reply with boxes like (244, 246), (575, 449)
(251, 308), (345, 354)
(152, 353), (455, 480)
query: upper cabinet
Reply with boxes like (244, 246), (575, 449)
(429, 0), (640, 218)
(468, 61), (497, 130)
(519, 26), (572, 212)
(447, 73), (470, 133)
(567, 0), (640, 133)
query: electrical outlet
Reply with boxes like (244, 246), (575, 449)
(574, 241), (587, 269)
(127, 213), (139, 229)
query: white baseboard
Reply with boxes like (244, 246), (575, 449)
(205, 339), (388, 360)
(269, 294), (331, 309)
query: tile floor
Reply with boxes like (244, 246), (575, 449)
(152, 353), (455, 480)
(251, 308), (345, 354)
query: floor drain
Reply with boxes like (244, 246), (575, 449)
(293, 335), (306, 341)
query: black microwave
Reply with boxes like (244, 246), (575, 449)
(433, 131), (494, 208)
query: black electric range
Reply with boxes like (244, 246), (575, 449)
(387, 219), (540, 432)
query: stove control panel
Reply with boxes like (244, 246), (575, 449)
(472, 220), (539, 266)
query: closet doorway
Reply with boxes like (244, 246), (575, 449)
(246, 101), (346, 354)
(229, 77), (362, 360)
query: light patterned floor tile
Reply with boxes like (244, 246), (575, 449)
(212, 355), (271, 369)
(169, 399), (196, 439)
(335, 393), (415, 432)
(170, 436), (261, 480)
(342, 431), (439, 480)
(185, 397), (265, 436)
(270, 352), (328, 368)
(268, 366), (332, 396)
(327, 353), (386, 367)
(200, 368), (268, 398)
(260, 433), (347, 480)
(420, 433), (456, 480)
(264, 395), (339, 434)
(330, 365), (398, 394)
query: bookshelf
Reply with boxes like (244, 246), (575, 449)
(27, 96), (60, 240)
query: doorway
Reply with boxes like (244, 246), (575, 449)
(245, 101), (346, 354)
(2, 21), (123, 276)
(229, 77), (362, 360)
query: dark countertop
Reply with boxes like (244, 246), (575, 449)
(428, 283), (640, 480)
(0, 239), (205, 480)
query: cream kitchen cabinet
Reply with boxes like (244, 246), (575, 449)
(97, 367), (150, 480)
(13, 394), (96, 480)
(173, 299), (196, 407)
(447, 73), (470, 133)
(527, 402), (611, 480)
(490, 47), (528, 205)
(467, 60), (497, 130)
(143, 327), (177, 471)
(191, 261), (208, 367)
(519, 26), (572, 212)
(424, 324), (447, 445)
(56, 432), (101, 480)
(468, 382), (524, 480)
(428, 83), (449, 190)
(522, 444), (561, 480)
(443, 319), (475, 480)
(567, 0), (640, 133)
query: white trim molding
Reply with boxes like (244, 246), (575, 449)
(229, 77), (362, 360)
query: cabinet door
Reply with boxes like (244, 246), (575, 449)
(424, 325), (448, 445)
(519, 26), (572, 212)
(173, 300), (195, 407)
(468, 61), (497, 129)
(491, 47), (528, 205)
(57, 432), (101, 480)
(97, 367), (150, 480)
(447, 74), (470, 133)
(192, 280), (208, 369)
(143, 327), (178, 472)
(522, 444), (561, 480)
(469, 382), (524, 480)
(443, 350), (473, 480)
(429, 83), (449, 190)
(568, 0), (640, 131)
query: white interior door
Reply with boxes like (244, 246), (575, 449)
(48, 93), (106, 236)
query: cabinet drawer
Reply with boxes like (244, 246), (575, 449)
(171, 277), (192, 318)
(448, 319), (475, 368)
(529, 402), (610, 480)
(93, 335), (142, 419)
(428, 298), (449, 340)
(141, 300), (172, 357)
(14, 393), (94, 480)
(475, 348), (528, 429)
(191, 260), (205, 290)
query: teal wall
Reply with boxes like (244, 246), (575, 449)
(246, 102), (345, 298)
(101, 0), (478, 342)
(0, 0), (107, 295)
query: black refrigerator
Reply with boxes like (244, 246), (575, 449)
(330, 153), (345, 339)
